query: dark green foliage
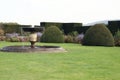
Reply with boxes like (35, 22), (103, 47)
(62, 23), (74, 34)
(76, 25), (91, 34)
(114, 30), (120, 46)
(108, 21), (120, 35)
(2, 23), (20, 33)
(68, 31), (79, 37)
(40, 22), (82, 35)
(40, 22), (63, 30)
(83, 24), (115, 46)
(62, 23), (82, 34)
(41, 26), (64, 43)
(0, 22), (33, 34)
(74, 23), (82, 27)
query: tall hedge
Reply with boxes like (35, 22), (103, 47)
(82, 24), (114, 46)
(41, 26), (64, 43)
(114, 30), (120, 46)
(108, 21), (120, 35)
(62, 23), (82, 34)
(40, 22), (63, 30)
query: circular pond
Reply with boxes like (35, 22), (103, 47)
(0, 45), (66, 53)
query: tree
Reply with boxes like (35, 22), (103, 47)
(2, 22), (20, 33)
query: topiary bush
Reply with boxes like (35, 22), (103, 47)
(41, 26), (64, 43)
(82, 24), (114, 46)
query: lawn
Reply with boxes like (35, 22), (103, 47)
(0, 41), (120, 80)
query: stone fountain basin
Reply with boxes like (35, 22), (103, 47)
(0, 45), (66, 53)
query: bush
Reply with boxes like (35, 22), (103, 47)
(0, 36), (6, 41)
(40, 22), (63, 30)
(114, 30), (120, 46)
(18, 36), (29, 42)
(2, 23), (20, 33)
(5, 36), (29, 42)
(68, 31), (79, 37)
(6, 37), (20, 42)
(0, 29), (4, 36)
(64, 35), (73, 43)
(74, 33), (84, 44)
(11, 37), (20, 42)
(82, 24), (114, 46)
(41, 26), (64, 43)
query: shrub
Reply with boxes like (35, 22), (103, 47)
(0, 36), (6, 41)
(68, 31), (79, 37)
(5, 36), (29, 42)
(18, 36), (29, 42)
(114, 30), (120, 46)
(0, 29), (4, 36)
(64, 35), (73, 43)
(2, 23), (20, 33)
(41, 26), (64, 43)
(82, 24), (114, 46)
(74, 33), (84, 44)
(11, 37), (20, 42)
(6, 37), (18, 42)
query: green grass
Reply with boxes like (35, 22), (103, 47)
(0, 41), (120, 80)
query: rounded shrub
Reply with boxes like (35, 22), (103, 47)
(41, 26), (64, 43)
(82, 24), (114, 46)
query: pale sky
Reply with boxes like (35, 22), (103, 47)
(0, 0), (120, 25)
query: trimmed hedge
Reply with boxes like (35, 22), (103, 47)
(82, 24), (114, 46)
(41, 26), (64, 43)
(40, 22), (62, 30)
(114, 30), (120, 46)
(62, 23), (82, 34)
(40, 22), (83, 34)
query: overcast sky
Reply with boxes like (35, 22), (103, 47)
(0, 0), (120, 25)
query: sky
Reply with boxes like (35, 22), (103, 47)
(0, 0), (120, 25)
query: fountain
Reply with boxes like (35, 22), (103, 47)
(0, 26), (66, 53)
